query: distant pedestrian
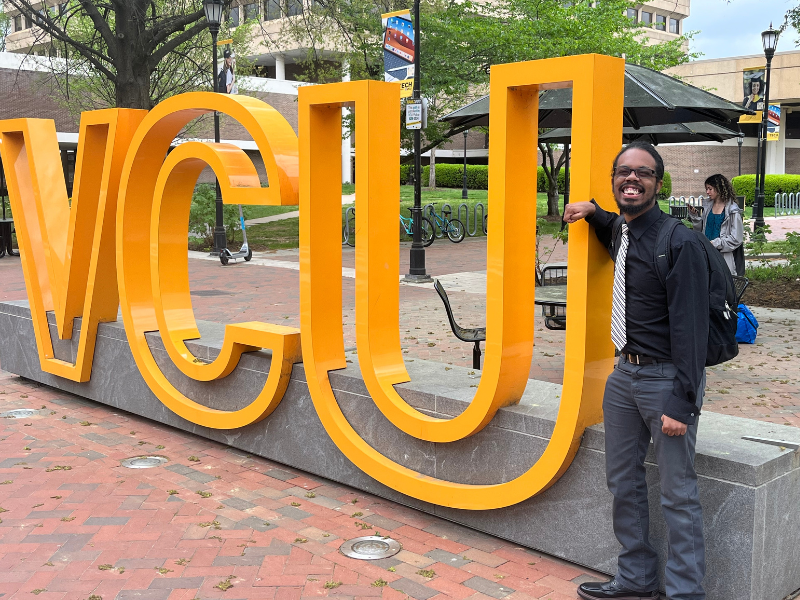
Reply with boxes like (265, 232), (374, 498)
(563, 141), (709, 600)
(218, 49), (235, 94)
(688, 174), (744, 276)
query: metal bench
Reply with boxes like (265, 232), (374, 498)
(733, 275), (749, 305)
(433, 279), (485, 369)
(538, 263), (567, 330)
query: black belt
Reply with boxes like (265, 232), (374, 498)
(622, 353), (656, 365)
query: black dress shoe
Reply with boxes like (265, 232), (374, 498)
(577, 578), (660, 600)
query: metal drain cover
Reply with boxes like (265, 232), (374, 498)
(1, 409), (38, 419)
(121, 456), (169, 469)
(340, 536), (402, 560)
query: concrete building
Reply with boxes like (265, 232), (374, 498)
(663, 50), (800, 196)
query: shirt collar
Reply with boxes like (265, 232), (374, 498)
(627, 202), (663, 240)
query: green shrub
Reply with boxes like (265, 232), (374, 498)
(189, 184), (248, 246)
(415, 164), (670, 197)
(732, 174), (800, 207)
(400, 164), (411, 184)
(421, 164), (489, 189)
(659, 171), (672, 199)
(536, 167), (565, 194)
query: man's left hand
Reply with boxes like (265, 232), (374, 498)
(661, 415), (687, 436)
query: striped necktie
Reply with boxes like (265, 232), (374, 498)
(611, 223), (629, 351)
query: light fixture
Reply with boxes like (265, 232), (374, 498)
(204, 0), (224, 30)
(761, 23), (779, 56)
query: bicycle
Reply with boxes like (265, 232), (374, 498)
(429, 207), (465, 243)
(400, 208), (435, 247)
(343, 208), (434, 248)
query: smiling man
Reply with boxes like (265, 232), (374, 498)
(563, 142), (709, 600)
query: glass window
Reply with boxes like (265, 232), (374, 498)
(14, 15), (22, 31)
(655, 14), (666, 31)
(24, 14), (32, 28)
(228, 6), (240, 26)
(244, 3), (259, 20)
(626, 8), (637, 22)
(264, 0), (281, 20)
(640, 11), (651, 25)
(669, 17), (680, 34)
(287, 0), (302, 16)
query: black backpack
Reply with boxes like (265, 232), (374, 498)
(217, 68), (228, 93)
(611, 215), (738, 367)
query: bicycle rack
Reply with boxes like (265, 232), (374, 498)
(457, 202), (486, 237)
(775, 192), (800, 216)
(343, 206), (356, 245)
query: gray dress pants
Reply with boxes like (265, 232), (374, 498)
(603, 356), (706, 600)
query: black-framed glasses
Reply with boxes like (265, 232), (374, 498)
(613, 166), (658, 180)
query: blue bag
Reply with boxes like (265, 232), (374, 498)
(736, 304), (758, 344)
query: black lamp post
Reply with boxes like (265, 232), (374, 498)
(753, 23), (779, 233)
(405, 0), (430, 281)
(204, 0), (227, 256)
(461, 130), (468, 200)
(736, 130), (744, 177)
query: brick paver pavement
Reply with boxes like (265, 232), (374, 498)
(1, 236), (798, 425)
(0, 370), (603, 600)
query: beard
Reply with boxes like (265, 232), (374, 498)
(615, 190), (657, 217)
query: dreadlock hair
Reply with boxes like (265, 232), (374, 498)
(704, 173), (736, 205)
(611, 141), (665, 181)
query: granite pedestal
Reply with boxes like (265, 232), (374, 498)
(0, 300), (798, 600)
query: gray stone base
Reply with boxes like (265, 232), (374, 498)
(0, 300), (798, 600)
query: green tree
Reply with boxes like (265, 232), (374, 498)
(5, 0), (252, 111)
(268, 0), (693, 215)
(0, 7), (10, 52)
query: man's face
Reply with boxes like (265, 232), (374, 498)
(612, 148), (663, 217)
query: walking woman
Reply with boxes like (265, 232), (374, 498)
(688, 173), (745, 276)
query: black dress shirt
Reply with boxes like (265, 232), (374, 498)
(587, 201), (709, 425)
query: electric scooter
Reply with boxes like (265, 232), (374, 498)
(219, 205), (253, 265)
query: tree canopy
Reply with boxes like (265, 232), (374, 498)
(5, 0), (250, 110)
(268, 0), (696, 159)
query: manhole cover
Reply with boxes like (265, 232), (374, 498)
(1, 409), (38, 419)
(340, 536), (402, 560)
(121, 456), (169, 469)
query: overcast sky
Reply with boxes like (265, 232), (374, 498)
(684, 0), (795, 61)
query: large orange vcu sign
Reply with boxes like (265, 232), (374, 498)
(0, 54), (624, 510)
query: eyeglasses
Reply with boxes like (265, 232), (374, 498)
(613, 166), (658, 180)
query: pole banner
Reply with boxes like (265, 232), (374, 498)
(382, 9), (414, 99)
(767, 105), (780, 141)
(739, 66), (765, 124)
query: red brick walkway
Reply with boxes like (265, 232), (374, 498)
(0, 371), (601, 600)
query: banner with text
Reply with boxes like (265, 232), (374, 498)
(382, 9), (414, 99)
(767, 105), (780, 141)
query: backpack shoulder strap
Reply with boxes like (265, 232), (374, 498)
(654, 217), (681, 287)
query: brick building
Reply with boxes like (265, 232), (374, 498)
(663, 49), (800, 197)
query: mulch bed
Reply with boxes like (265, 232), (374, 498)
(744, 277), (800, 309)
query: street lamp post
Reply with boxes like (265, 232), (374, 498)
(462, 130), (468, 200)
(204, 0), (226, 256)
(754, 23), (779, 233)
(736, 130), (744, 177)
(405, 0), (430, 282)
